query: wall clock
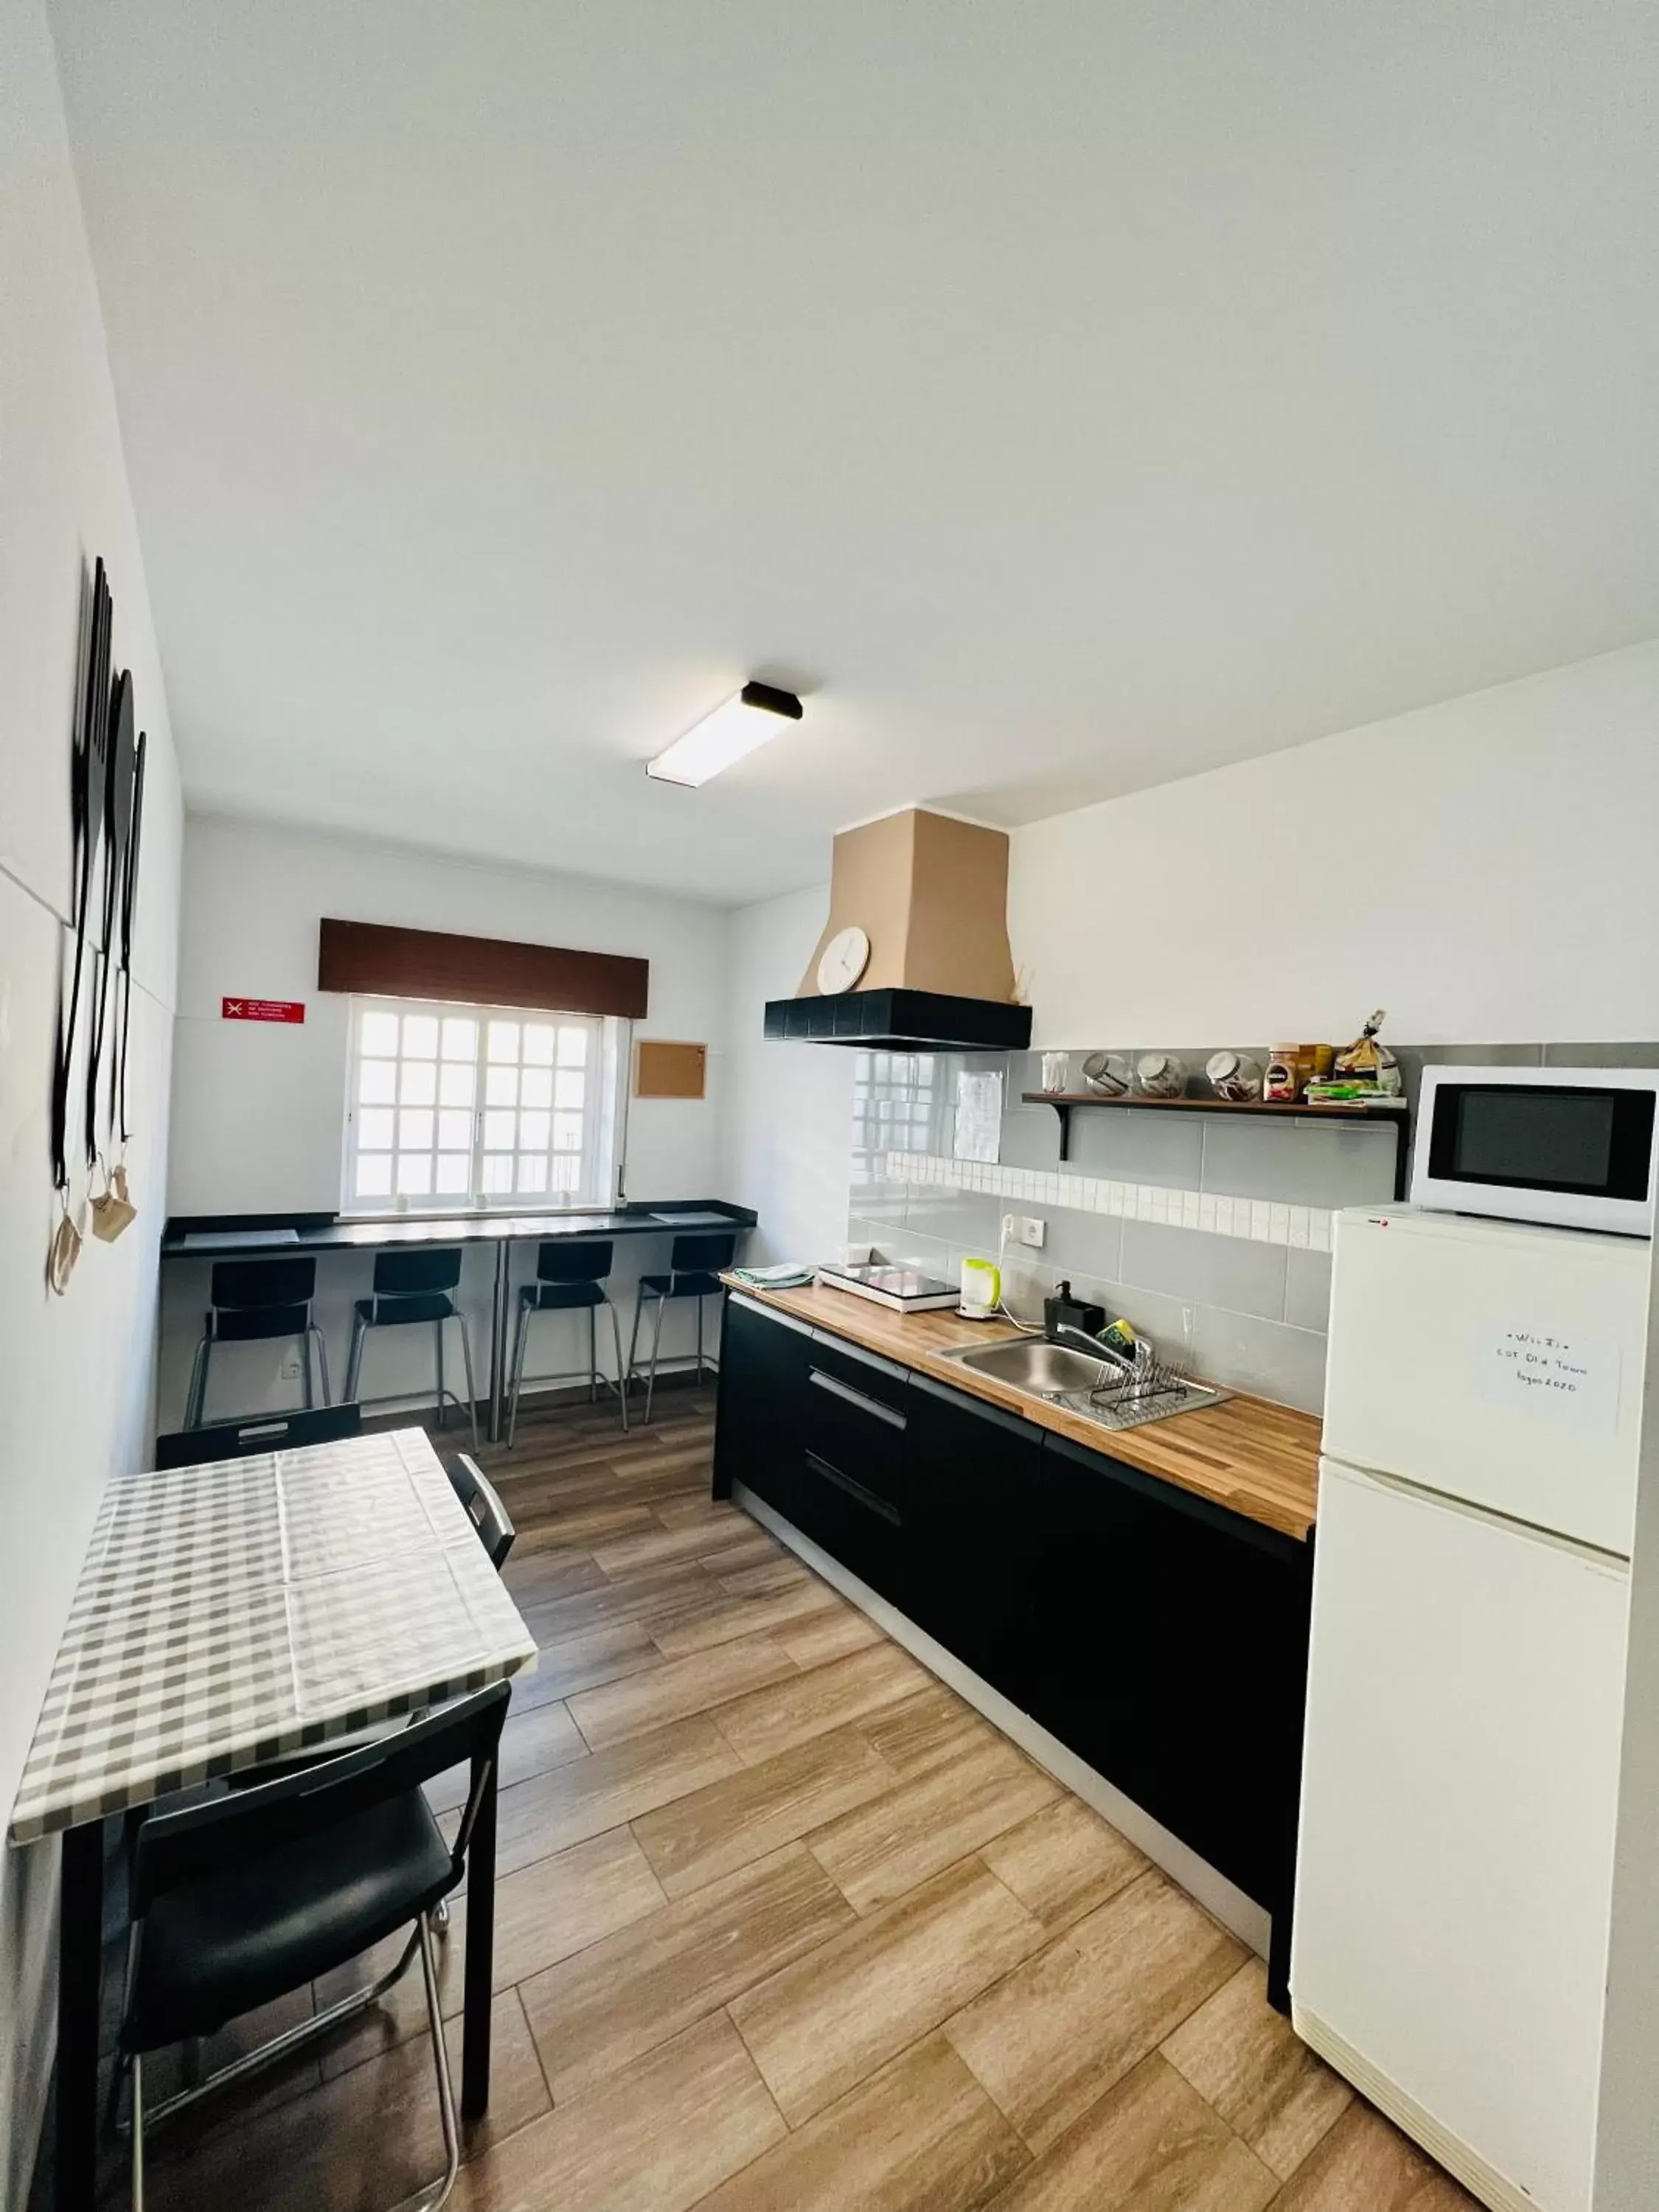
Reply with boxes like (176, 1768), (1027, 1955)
(817, 925), (871, 995)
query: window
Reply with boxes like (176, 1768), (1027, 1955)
(343, 997), (621, 1212)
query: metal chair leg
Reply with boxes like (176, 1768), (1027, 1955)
(588, 1306), (598, 1405)
(131, 2051), (145, 2212)
(184, 1333), (211, 1430)
(608, 1300), (630, 1434)
(310, 1326), (332, 1407)
(435, 1320), (447, 1430)
(507, 1300), (532, 1449)
(695, 1295), (704, 1385)
(413, 1914), (461, 2211)
(300, 1327), (315, 1411)
(456, 1312), (480, 1453)
(345, 1312), (368, 1402)
(645, 1292), (667, 1425)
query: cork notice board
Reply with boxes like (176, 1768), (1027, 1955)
(636, 1041), (706, 1099)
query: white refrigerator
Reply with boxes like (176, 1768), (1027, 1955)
(1292, 1206), (1647, 2212)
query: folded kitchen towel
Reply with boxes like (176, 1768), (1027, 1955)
(728, 1262), (815, 1289)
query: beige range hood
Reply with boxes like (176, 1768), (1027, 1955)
(765, 809), (1032, 1051)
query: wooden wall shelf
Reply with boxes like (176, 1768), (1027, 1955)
(1020, 1090), (1411, 1196)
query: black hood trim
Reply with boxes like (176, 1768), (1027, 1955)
(764, 988), (1031, 1052)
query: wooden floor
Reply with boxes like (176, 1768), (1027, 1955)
(122, 1390), (1479, 2211)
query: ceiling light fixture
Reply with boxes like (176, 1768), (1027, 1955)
(645, 680), (804, 787)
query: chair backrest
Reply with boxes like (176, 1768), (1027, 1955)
(209, 1257), (317, 1310)
(447, 1453), (515, 1571)
(154, 1405), (363, 1471)
(130, 1681), (510, 1917)
(669, 1231), (737, 1277)
(373, 1247), (463, 1300)
(535, 1239), (613, 1287)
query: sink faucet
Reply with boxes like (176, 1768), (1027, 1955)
(1043, 1281), (1138, 1373)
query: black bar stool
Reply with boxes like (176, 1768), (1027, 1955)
(507, 1241), (627, 1446)
(626, 1232), (737, 1424)
(184, 1259), (328, 1431)
(344, 1248), (479, 1451)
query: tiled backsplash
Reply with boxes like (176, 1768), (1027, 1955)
(841, 1041), (1659, 1415)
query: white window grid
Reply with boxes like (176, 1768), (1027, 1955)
(343, 997), (608, 1212)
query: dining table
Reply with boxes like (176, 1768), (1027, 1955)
(8, 1426), (538, 2212)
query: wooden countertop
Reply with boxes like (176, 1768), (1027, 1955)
(722, 1276), (1322, 1543)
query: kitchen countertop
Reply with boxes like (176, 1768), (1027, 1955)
(721, 1275), (1322, 1543)
(161, 1200), (757, 1261)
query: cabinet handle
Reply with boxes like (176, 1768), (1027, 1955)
(804, 1450), (902, 1526)
(808, 1368), (907, 1430)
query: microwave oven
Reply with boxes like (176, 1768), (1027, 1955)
(1411, 1065), (1657, 1237)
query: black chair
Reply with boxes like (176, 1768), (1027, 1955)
(113, 1683), (508, 2211)
(344, 1248), (479, 1452)
(626, 1232), (737, 1424)
(154, 1404), (362, 1471)
(447, 1453), (516, 1571)
(184, 1259), (328, 1431)
(506, 1240), (628, 1447)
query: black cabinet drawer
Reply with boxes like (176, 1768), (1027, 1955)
(787, 1444), (910, 1609)
(803, 1355), (909, 1513)
(805, 1329), (910, 1413)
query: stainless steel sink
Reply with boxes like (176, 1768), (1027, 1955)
(939, 1335), (1229, 1435)
(947, 1339), (1120, 1394)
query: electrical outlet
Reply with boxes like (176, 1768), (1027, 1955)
(1015, 1216), (1046, 1249)
(279, 1357), (303, 1380)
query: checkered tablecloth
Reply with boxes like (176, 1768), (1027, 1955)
(7, 1430), (537, 1844)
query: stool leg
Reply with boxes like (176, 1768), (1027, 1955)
(300, 1329), (315, 1412)
(588, 1307), (599, 1405)
(607, 1300), (629, 1435)
(507, 1302), (531, 1450)
(311, 1326), (333, 1407)
(695, 1295), (704, 1385)
(185, 1334), (210, 1430)
(456, 1312), (480, 1453)
(345, 1312), (367, 1402)
(435, 1320), (447, 1430)
(625, 1292), (644, 1406)
(645, 1293), (667, 1425)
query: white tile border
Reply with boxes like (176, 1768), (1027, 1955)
(888, 1150), (1332, 1255)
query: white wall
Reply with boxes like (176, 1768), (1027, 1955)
(1010, 641), (1659, 1048)
(0, 0), (184, 2194)
(717, 885), (854, 1269)
(159, 817), (735, 1426)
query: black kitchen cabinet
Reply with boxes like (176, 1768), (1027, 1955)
(1029, 1431), (1312, 1920)
(716, 1294), (914, 1611)
(903, 1374), (1045, 1712)
(713, 1291), (1312, 1977)
(713, 1293), (812, 1509)
(796, 1335), (914, 1610)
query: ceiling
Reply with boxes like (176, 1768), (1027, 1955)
(50, 0), (1659, 904)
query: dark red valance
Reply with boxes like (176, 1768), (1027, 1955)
(317, 919), (649, 1019)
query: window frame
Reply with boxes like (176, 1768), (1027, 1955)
(341, 994), (622, 1216)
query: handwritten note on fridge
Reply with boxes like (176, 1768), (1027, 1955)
(1479, 1326), (1621, 1433)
